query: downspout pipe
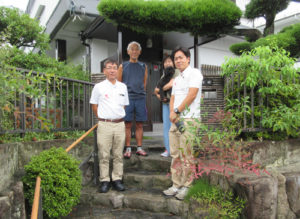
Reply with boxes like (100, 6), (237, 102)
(79, 31), (91, 81)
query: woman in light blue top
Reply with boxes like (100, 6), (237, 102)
(154, 55), (179, 157)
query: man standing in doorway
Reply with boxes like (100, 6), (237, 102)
(118, 41), (148, 158)
(90, 59), (129, 193)
(163, 47), (203, 200)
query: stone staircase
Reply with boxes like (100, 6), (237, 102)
(64, 137), (190, 219)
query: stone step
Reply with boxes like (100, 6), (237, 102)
(123, 171), (172, 190)
(64, 205), (183, 219)
(123, 152), (171, 173)
(76, 186), (189, 217)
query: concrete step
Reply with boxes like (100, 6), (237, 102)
(123, 152), (171, 173)
(77, 186), (189, 217)
(123, 171), (172, 190)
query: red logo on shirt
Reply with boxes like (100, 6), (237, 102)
(105, 94), (109, 99)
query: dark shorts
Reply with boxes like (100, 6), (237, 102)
(125, 97), (147, 122)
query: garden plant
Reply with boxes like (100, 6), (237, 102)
(23, 147), (82, 218)
(223, 45), (300, 139)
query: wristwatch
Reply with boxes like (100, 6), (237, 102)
(174, 108), (180, 114)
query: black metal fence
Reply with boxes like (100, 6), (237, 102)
(224, 72), (299, 132)
(0, 68), (95, 135)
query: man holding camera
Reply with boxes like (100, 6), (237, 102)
(163, 47), (203, 200)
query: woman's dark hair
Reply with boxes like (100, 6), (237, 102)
(171, 46), (191, 60)
(162, 55), (174, 69)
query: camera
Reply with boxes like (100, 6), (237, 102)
(175, 120), (185, 133)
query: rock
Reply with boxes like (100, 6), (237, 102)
(109, 193), (124, 208)
(166, 198), (188, 217)
(80, 161), (94, 186)
(124, 192), (167, 212)
(187, 198), (210, 219)
(235, 175), (278, 219)
(272, 171), (296, 219)
(11, 182), (26, 219)
(284, 173), (300, 217)
(0, 196), (11, 219)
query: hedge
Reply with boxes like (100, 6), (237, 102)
(98, 0), (242, 36)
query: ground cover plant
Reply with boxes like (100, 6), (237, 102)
(23, 147), (82, 218)
(186, 179), (246, 219)
(0, 130), (93, 144)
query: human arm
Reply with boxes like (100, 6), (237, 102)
(169, 95), (178, 123)
(154, 87), (161, 100)
(162, 78), (174, 91)
(117, 64), (123, 82)
(144, 65), (148, 90)
(91, 104), (98, 118)
(176, 88), (199, 113)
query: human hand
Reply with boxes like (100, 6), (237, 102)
(170, 111), (179, 123)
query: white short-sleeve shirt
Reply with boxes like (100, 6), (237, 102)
(171, 66), (203, 118)
(90, 79), (129, 119)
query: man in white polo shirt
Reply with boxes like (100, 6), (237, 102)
(163, 47), (203, 200)
(90, 59), (129, 193)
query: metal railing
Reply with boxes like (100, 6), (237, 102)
(0, 68), (95, 135)
(225, 72), (299, 132)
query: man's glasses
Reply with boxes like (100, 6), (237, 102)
(105, 66), (118, 70)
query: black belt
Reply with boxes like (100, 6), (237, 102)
(98, 118), (124, 123)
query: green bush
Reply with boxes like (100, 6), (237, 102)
(187, 179), (245, 219)
(2, 46), (88, 81)
(222, 46), (300, 139)
(229, 42), (252, 56)
(253, 32), (297, 57)
(230, 23), (300, 58)
(98, 0), (241, 36)
(23, 147), (82, 218)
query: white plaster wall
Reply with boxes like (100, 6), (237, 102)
(68, 45), (86, 66)
(107, 42), (118, 58)
(90, 39), (109, 74)
(190, 36), (244, 68)
(27, 0), (59, 27)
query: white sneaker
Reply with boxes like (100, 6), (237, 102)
(175, 187), (189, 200)
(160, 150), (169, 157)
(163, 186), (179, 196)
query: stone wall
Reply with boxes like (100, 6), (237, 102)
(0, 143), (21, 192)
(0, 137), (94, 218)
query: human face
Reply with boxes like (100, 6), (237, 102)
(174, 50), (190, 72)
(163, 57), (174, 69)
(127, 44), (141, 61)
(104, 63), (118, 83)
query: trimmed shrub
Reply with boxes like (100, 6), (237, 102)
(98, 0), (242, 36)
(230, 23), (300, 58)
(230, 42), (252, 56)
(23, 147), (82, 218)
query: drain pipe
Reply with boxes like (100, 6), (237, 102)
(79, 31), (91, 80)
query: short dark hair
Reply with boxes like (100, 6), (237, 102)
(104, 59), (118, 68)
(171, 46), (191, 60)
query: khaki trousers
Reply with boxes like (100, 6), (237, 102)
(169, 119), (197, 188)
(97, 121), (125, 182)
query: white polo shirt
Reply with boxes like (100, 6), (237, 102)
(90, 79), (129, 120)
(171, 66), (203, 118)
